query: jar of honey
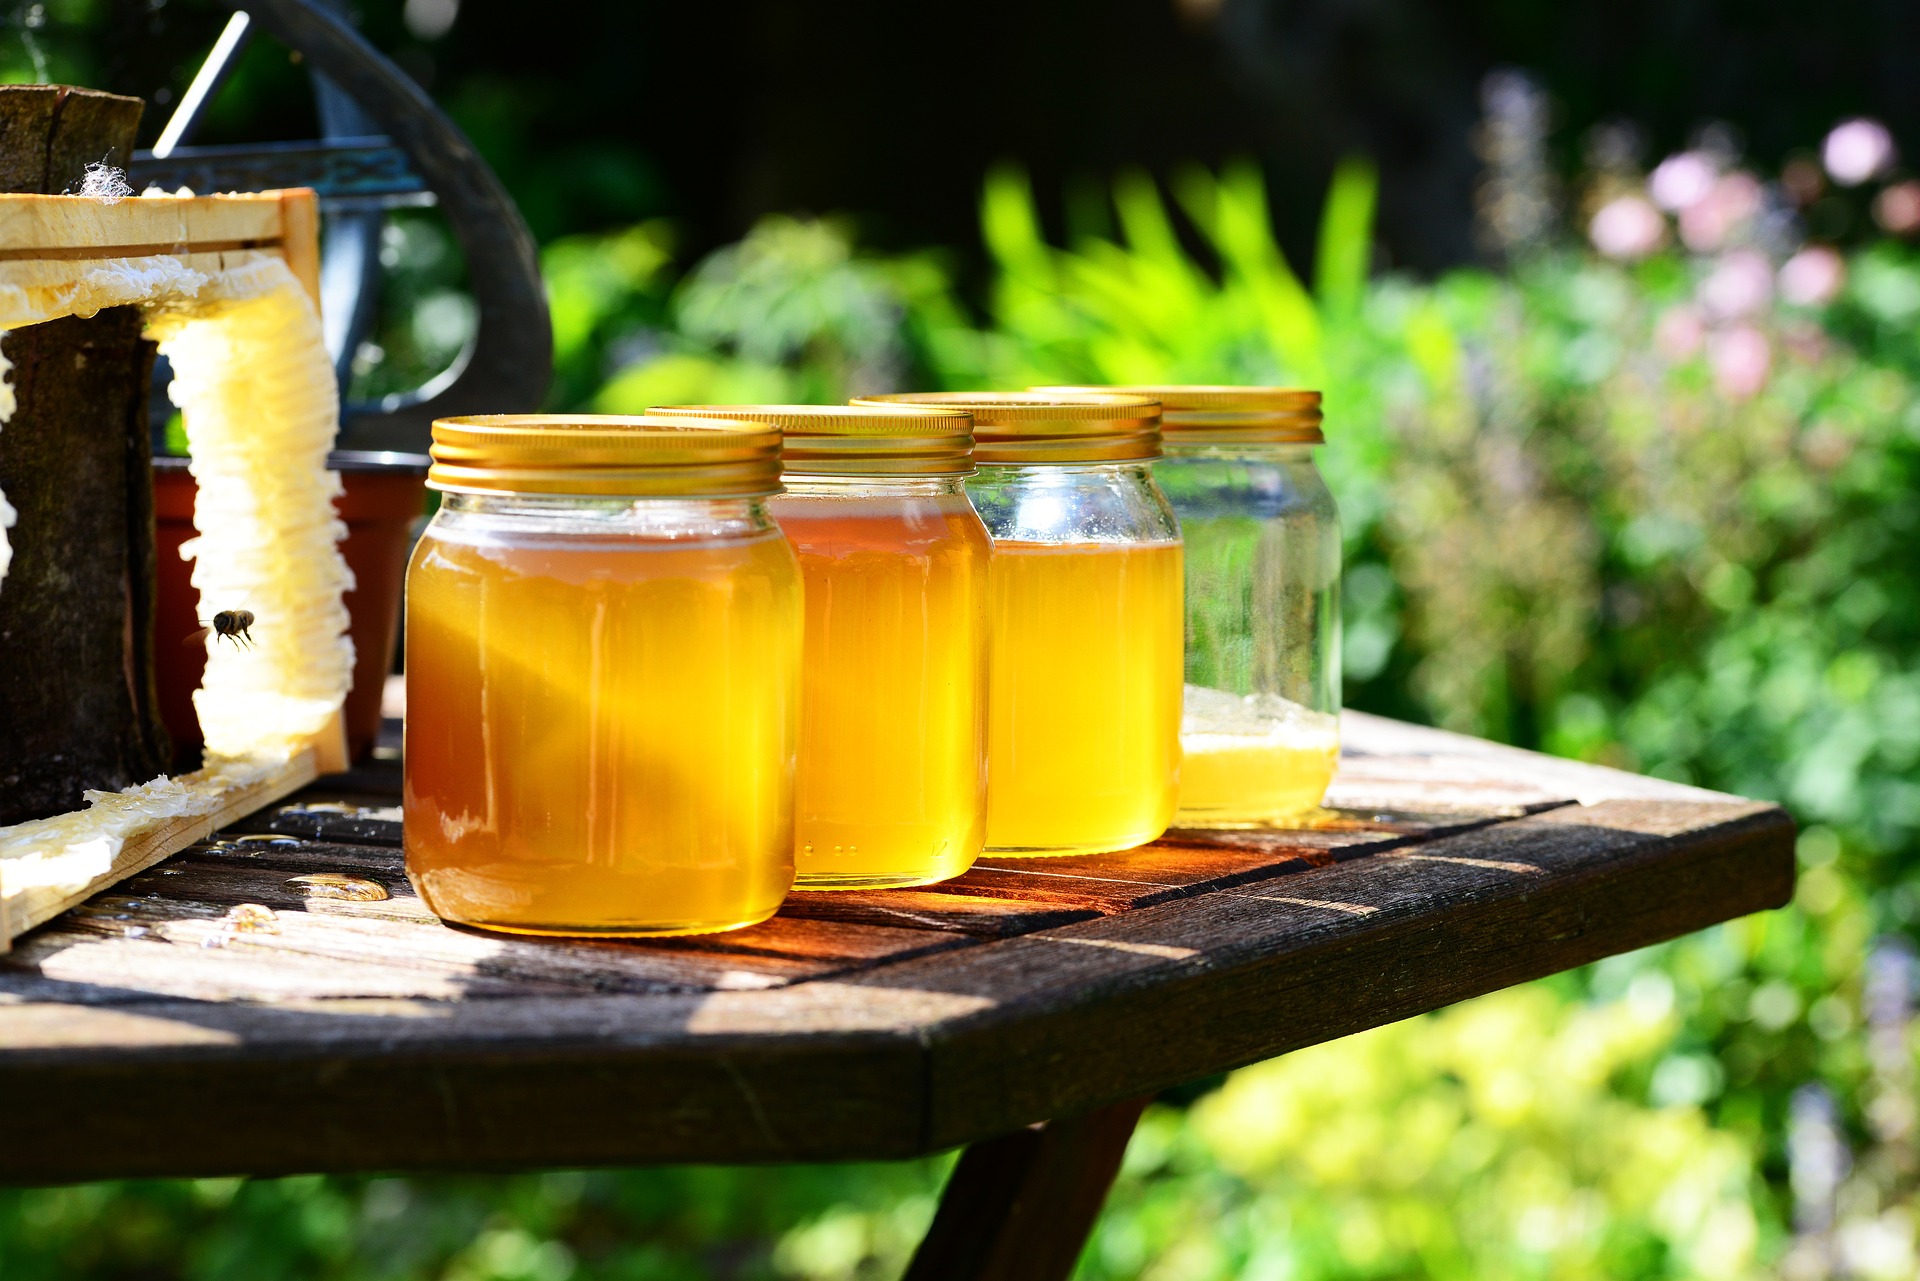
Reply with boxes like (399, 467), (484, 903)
(655, 404), (990, 889)
(854, 392), (1183, 857)
(404, 415), (801, 936)
(1042, 386), (1340, 824)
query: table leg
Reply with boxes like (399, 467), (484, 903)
(903, 1095), (1151, 1281)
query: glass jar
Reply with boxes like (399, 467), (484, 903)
(1044, 386), (1340, 824)
(404, 415), (801, 936)
(655, 404), (990, 889)
(855, 392), (1183, 857)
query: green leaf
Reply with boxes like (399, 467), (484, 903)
(1313, 155), (1378, 324)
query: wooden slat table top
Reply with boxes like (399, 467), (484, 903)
(0, 712), (1795, 1184)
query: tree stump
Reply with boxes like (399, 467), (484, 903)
(0, 85), (170, 825)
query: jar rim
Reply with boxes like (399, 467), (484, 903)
(853, 391), (1163, 463)
(653, 403), (976, 476)
(1032, 385), (1324, 444)
(428, 414), (784, 497)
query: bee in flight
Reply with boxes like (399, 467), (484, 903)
(185, 609), (257, 649)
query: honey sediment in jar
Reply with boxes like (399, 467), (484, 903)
(1176, 686), (1341, 825)
(984, 540), (1184, 855)
(768, 493), (990, 888)
(404, 525), (800, 935)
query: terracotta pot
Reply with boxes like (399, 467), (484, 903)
(153, 451), (430, 766)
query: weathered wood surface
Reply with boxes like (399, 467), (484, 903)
(0, 749), (320, 950)
(0, 86), (143, 197)
(0, 308), (169, 825)
(0, 712), (1795, 1184)
(0, 85), (169, 826)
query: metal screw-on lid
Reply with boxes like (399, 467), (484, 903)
(427, 414), (783, 497)
(652, 404), (975, 476)
(1033, 385), (1323, 445)
(852, 392), (1161, 464)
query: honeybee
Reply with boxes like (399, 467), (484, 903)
(185, 609), (257, 649)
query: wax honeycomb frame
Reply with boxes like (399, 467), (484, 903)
(0, 189), (351, 951)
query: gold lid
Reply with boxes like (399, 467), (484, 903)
(428, 414), (783, 497)
(1033, 385), (1324, 445)
(851, 391), (1161, 464)
(651, 403), (975, 476)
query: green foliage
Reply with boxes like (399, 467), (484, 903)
(0, 1163), (949, 1281)
(521, 162), (1920, 1278)
(11, 155), (1920, 1279)
(1087, 981), (1764, 1280)
(0, 0), (103, 88)
(535, 215), (959, 413)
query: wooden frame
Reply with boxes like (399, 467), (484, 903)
(0, 189), (340, 952)
(0, 190), (319, 302)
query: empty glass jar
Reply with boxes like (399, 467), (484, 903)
(658, 404), (991, 890)
(404, 415), (801, 936)
(857, 392), (1183, 857)
(1042, 386), (1340, 825)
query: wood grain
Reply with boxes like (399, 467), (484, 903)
(0, 308), (169, 827)
(0, 86), (143, 197)
(1, 751), (318, 951)
(0, 717), (1796, 1182)
(276, 189), (323, 311)
(908, 799), (1795, 1147)
(0, 192), (286, 259)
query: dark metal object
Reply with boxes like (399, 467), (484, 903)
(305, 1), (391, 408)
(135, 0), (551, 448)
(130, 137), (427, 205)
(144, 11), (255, 162)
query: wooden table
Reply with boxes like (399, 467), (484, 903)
(0, 713), (1794, 1281)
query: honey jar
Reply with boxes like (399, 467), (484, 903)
(1043, 386), (1341, 823)
(404, 415), (801, 935)
(659, 404), (990, 889)
(856, 392), (1183, 857)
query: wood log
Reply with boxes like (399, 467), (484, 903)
(0, 311), (170, 822)
(0, 85), (167, 824)
(0, 86), (143, 195)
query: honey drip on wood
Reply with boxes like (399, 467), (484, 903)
(284, 873), (390, 902)
(201, 902), (279, 948)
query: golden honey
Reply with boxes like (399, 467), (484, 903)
(655, 402), (990, 889)
(1175, 687), (1340, 824)
(769, 491), (990, 887)
(403, 415), (799, 937)
(852, 391), (1185, 858)
(1041, 385), (1344, 826)
(983, 540), (1184, 855)
(405, 525), (799, 934)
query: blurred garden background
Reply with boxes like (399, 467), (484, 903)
(7, 0), (1920, 1277)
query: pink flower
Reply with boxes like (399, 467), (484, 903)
(1589, 195), (1667, 259)
(1823, 118), (1897, 187)
(1778, 246), (1846, 306)
(1654, 305), (1706, 359)
(1873, 181), (1920, 235)
(1649, 152), (1718, 212)
(1700, 249), (1774, 319)
(1708, 326), (1771, 399)
(1679, 172), (1763, 253)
